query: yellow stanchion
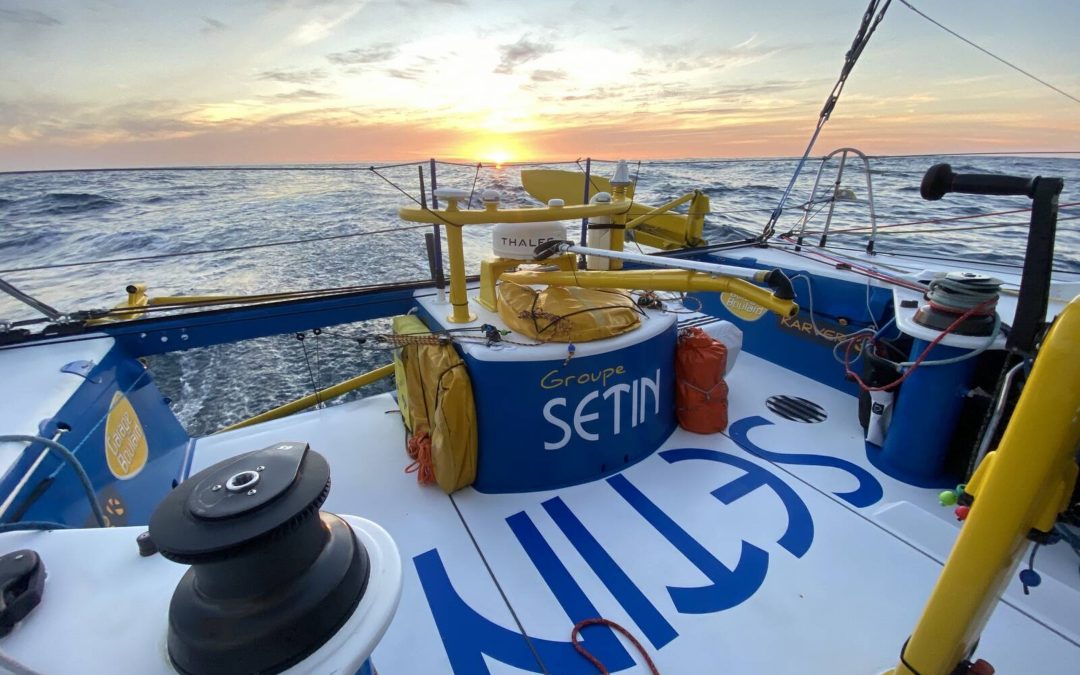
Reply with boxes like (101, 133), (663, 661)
(890, 295), (1080, 674)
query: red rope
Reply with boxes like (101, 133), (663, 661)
(571, 618), (660, 675)
(776, 237), (927, 291)
(844, 299), (995, 392)
(825, 201), (1080, 235)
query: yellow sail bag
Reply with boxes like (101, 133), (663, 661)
(392, 315), (477, 493)
(497, 281), (642, 342)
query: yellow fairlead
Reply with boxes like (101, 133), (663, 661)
(891, 294), (1080, 674)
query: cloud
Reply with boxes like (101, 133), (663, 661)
(494, 36), (554, 75)
(643, 36), (783, 73)
(386, 68), (424, 81)
(0, 8), (61, 26)
(258, 68), (326, 84)
(397, 0), (466, 5)
(272, 89), (332, 100)
(327, 43), (398, 66)
(0, 98), (208, 146)
(530, 69), (567, 83)
(289, 4), (363, 45)
(200, 16), (227, 34)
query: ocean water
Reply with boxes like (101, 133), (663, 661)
(1, 156), (1078, 436)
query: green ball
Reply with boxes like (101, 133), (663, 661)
(939, 490), (958, 506)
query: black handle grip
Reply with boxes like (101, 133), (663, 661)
(920, 163), (1036, 201)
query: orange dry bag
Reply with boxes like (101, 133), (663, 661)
(675, 326), (729, 433)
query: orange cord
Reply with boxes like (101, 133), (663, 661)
(404, 433), (436, 485)
(571, 618), (660, 675)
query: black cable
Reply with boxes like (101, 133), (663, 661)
(296, 333), (323, 408)
(367, 165), (469, 231)
(898, 637), (924, 675)
(574, 158), (607, 197)
(467, 162), (482, 207)
(0, 435), (108, 527)
(898, 0), (1080, 105)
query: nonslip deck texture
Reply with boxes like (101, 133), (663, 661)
(190, 353), (1080, 674)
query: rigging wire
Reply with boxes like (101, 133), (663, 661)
(760, 0), (893, 242)
(818, 203), (1080, 235)
(818, 214), (1080, 237)
(0, 223), (432, 275)
(898, 0), (1080, 106)
(467, 162), (482, 207)
(770, 237), (1078, 275)
(296, 333), (323, 409)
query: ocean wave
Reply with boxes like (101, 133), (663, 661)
(28, 192), (120, 215)
(0, 230), (53, 251)
(740, 184), (783, 192)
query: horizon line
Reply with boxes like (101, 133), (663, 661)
(3, 150), (1080, 177)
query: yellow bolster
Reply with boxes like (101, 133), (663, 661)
(499, 269), (798, 319)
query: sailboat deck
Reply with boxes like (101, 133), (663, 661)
(189, 351), (1080, 673)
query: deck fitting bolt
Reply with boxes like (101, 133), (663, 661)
(211, 484), (222, 491)
(256, 466), (265, 472)
(247, 489), (257, 496)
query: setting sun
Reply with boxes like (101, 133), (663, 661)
(487, 149), (511, 166)
(455, 137), (532, 166)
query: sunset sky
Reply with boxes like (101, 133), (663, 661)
(1, 0), (1078, 171)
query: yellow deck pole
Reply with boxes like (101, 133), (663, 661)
(891, 295), (1080, 674)
(443, 223), (476, 323)
(216, 363), (395, 433)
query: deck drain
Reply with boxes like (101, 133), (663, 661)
(765, 395), (827, 423)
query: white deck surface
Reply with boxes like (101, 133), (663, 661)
(186, 352), (1080, 674)
(0, 335), (114, 477)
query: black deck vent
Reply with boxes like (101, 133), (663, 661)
(766, 395), (827, 423)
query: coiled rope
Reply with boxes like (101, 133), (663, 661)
(924, 273), (1002, 315)
(404, 433), (435, 485)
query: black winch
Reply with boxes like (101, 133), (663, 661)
(148, 442), (369, 675)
